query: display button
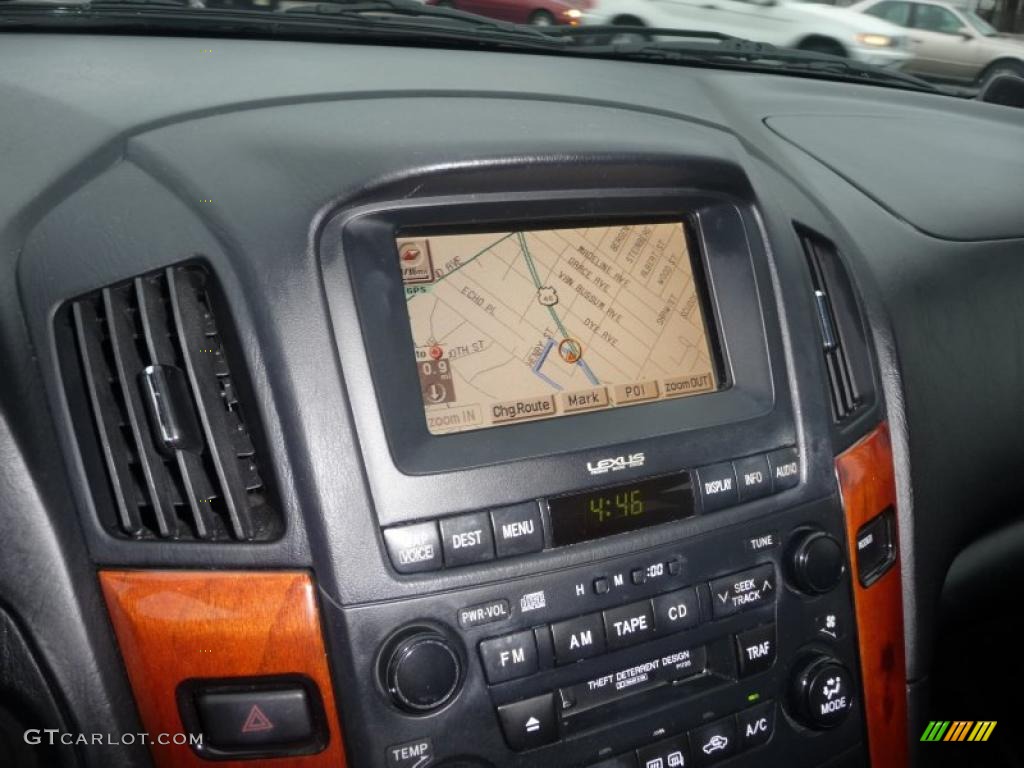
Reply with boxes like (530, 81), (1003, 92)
(737, 701), (775, 749)
(708, 564), (776, 619)
(386, 737), (433, 768)
(637, 734), (690, 768)
(603, 600), (657, 649)
(195, 686), (315, 751)
(496, 693), (558, 751)
(458, 598), (510, 629)
(491, 502), (544, 557)
(690, 716), (737, 766)
(440, 512), (495, 567)
(479, 630), (538, 684)
(733, 454), (771, 502)
(767, 447), (800, 491)
(694, 463), (738, 513)
(735, 624), (776, 678)
(551, 613), (606, 664)
(652, 587), (701, 634)
(383, 522), (443, 574)
(856, 509), (895, 585)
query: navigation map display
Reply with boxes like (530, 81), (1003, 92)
(398, 222), (720, 435)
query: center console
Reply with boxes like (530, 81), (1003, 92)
(313, 160), (879, 768)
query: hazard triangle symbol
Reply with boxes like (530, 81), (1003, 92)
(241, 704), (275, 734)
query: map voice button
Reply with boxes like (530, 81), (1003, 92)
(383, 522), (443, 574)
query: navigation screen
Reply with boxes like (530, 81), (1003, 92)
(398, 222), (719, 435)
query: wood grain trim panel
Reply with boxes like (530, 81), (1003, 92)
(100, 570), (347, 768)
(835, 423), (907, 768)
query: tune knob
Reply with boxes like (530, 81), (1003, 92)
(788, 530), (845, 595)
(790, 655), (855, 729)
(384, 629), (462, 712)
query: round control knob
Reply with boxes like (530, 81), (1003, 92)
(790, 655), (855, 729)
(788, 530), (845, 595)
(384, 630), (462, 712)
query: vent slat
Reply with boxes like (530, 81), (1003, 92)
(71, 301), (144, 536)
(135, 277), (219, 540)
(167, 268), (255, 541)
(102, 287), (181, 539)
(798, 227), (873, 423)
(64, 262), (279, 543)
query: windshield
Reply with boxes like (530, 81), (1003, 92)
(1, 0), (1021, 94)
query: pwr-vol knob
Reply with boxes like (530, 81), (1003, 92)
(790, 655), (855, 729)
(788, 530), (845, 595)
(384, 629), (462, 713)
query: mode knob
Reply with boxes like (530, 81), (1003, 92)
(788, 530), (845, 595)
(384, 629), (462, 713)
(790, 655), (855, 729)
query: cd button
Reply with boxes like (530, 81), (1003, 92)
(652, 587), (701, 634)
(551, 612), (606, 663)
(383, 522), (443, 574)
(440, 512), (495, 567)
(490, 502), (544, 558)
(603, 600), (657, 649)
(694, 463), (738, 513)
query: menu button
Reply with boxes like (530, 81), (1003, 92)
(491, 502), (544, 557)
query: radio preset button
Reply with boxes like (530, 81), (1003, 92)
(496, 693), (558, 751)
(694, 463), (739, 513)
(479, 630), (538, 684)
(383, 522), (443, 574)
(708, 564), (776, 619)
(551, 613), (606, 663)
(691, 716), (737, 766)
(603, 600), (657, 649)
(735, 624), (776, 678)
(767, 447), (800, 492)
(440, 512), (495, 567)
(652, 587), (701, 634)
(491, 502), (544, 557)
(733, 454), (772, 502)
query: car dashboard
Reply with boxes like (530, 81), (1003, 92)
(2, 32), (1024, 768)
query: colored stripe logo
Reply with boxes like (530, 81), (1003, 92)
(921, 721), (996, 742)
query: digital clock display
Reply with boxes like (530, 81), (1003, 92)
(547, 473), (695, 547)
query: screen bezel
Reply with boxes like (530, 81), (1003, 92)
(396, 219), (726, 437)
(330, 189), (775, 482)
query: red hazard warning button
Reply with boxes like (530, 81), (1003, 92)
(194, 685), (317, 752)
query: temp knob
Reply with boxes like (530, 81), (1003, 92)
(788, 530), (845, 595)
(790, 655), (855, 729)
(384, 630), (462, 712)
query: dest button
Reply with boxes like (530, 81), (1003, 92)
(496, 692), (558, 751)
(440, 512), (495, 567)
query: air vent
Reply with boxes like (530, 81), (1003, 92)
(797, 227), (874, 422)
(63, 264), (281, 542)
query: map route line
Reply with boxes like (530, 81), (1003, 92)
(517, 232), (572, 340)
(577, 359), (600, 386)
(531, 338), (564, 391)
(406, 232), (517, 300)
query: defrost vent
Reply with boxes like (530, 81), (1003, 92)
(63, 264), (281, 542)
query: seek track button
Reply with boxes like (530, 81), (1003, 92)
(709, 564), (776, 619)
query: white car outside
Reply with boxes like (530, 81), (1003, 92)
(580, 0), (912, 68)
